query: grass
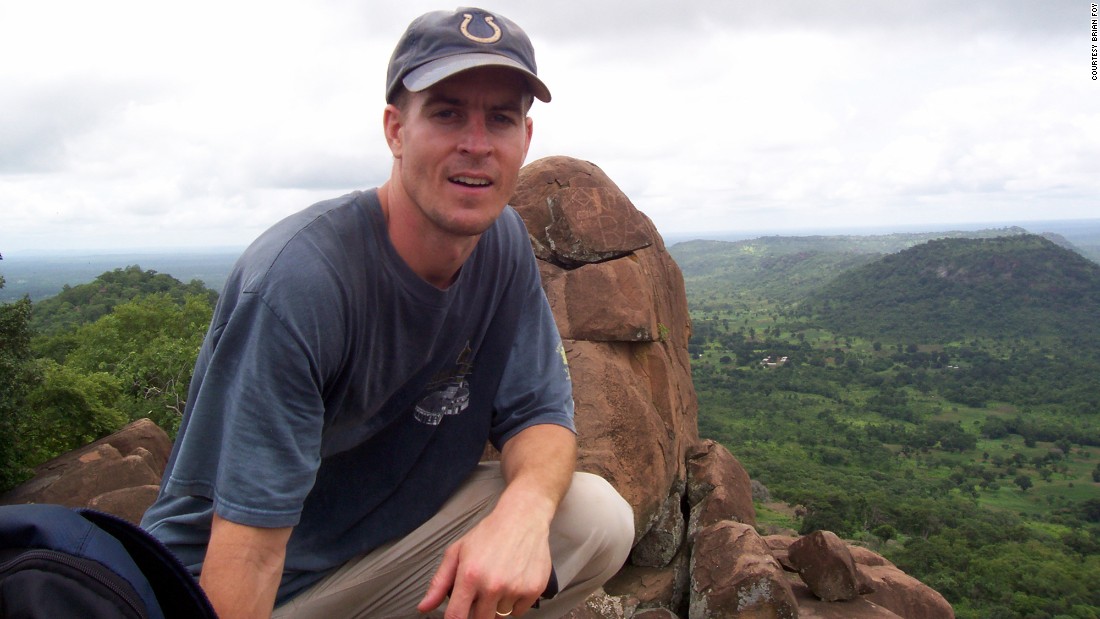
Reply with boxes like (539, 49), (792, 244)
(754, 502), (800, 534)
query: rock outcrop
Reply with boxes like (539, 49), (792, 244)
(0, 155), (954, 618)
(511, 156), (699, 544)
(515, 157), (953, 618)
(0, 418), (171, 524)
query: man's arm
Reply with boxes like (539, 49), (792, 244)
(200, 513), (293, 619)
(418, 423), (577, 618)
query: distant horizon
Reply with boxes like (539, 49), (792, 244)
(5, 217), (1100, 259)
(662, 216), (1100, 245)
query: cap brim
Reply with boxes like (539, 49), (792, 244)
(402, 52), (551, 102)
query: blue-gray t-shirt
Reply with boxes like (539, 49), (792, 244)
(141, 189), (575, 603)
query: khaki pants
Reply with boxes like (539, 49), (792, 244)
(272, 463), (634, 619)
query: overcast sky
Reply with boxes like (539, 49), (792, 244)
(2, 0), (1097, 254)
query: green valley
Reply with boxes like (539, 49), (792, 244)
(672, 232), (1100, 619)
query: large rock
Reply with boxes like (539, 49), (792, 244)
(514, 157), (953, 618)
(512, 156), (698, 542)
(633, 610), (681, 619)
(562, 590), (640, 619)
(512, 158), (654, 267)
(790, 581), (902, 618)
(848, 545), (895, 568)
(763, 535), (798, 572)
(787, 531), (860, 602)
(0, 419), (170, 520)
(689, 521), (798, 619)
(607, 549), (690, 615)
(686, 439), (756, 535)
(541, 258), (660, 342)
(86, 485), (162, 525)
(859, 565), (955, 619)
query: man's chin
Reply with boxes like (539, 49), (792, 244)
(436, 204), (507, 238)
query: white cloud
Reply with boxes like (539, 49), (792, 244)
(0, 0), (1096, 253)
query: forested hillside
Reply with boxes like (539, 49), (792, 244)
(670, 226), (1050, 303)
(674, 232), (1100, 618)
(0, 267), (213, 491)
(803, 235), (1100, 346)
(31, 265), (216, 335)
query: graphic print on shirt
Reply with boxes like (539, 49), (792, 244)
(414, 342), (474, 425)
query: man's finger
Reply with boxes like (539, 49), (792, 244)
(417, 548), (459, 613)
(495, 598), (518, 617)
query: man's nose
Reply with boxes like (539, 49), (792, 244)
(457, 118), (492, 156)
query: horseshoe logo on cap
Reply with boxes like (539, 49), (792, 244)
(460, 13), (502, 44)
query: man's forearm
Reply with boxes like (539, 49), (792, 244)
(201, 513), (293, 619)
(498, 423), (577, 528)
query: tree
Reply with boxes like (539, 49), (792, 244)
(0, 285), (40, 490)
(873, 523), (897, 544)
(1014, 474), (1033, 493)
(22, 360), (127, 465)
(57, 292), (212, 434)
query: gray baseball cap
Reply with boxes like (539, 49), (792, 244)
(386, 7), (551, 104)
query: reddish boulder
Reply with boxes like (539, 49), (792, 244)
(512, 157), (654, 267)
(790, 580), (902, 618)
(848, 546), (895, 568)
(1, 419), (170, 517)
(548, 257), (660, 342)
(686, 440), (756, 534)
(787, 531), (860, 602)
(567, 339), (682, 540)
(86, 484), (162, 525)
(513, 156), (698, 544)
(859, 565), (955, 619)
(689, 521), (797, 619)
(763, 535), (798, 572)
(561, 590), (639, 619)
(606, 550), (689, 615)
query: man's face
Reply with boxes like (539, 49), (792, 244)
(386, 66), (534, 239)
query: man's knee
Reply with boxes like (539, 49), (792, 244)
(561, 472), (635, 568)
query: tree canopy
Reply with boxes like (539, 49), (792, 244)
(1, 267), (214, 491)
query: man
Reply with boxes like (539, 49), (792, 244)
(141, 7), (634, 619)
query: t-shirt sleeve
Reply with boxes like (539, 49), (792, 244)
(488, 280), (576, 450)
(162, 292), (329, 529)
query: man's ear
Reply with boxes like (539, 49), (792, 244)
(522, 115), (533, 161)
(383, 104), (403, 158)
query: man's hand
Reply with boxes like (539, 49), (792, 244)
(417, 424), (576, 618)
(200, 513), (292, 619)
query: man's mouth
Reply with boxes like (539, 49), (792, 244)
(449, 175), (492, 187)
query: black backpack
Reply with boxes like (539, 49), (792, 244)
(0, 504), (216, 619)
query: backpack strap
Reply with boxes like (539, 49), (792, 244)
(80, 509), (216, 619)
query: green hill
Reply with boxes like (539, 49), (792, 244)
(670, 227), (1039, 304)
(30, 265), (217, 336)
(802, 235), (1100, 346)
